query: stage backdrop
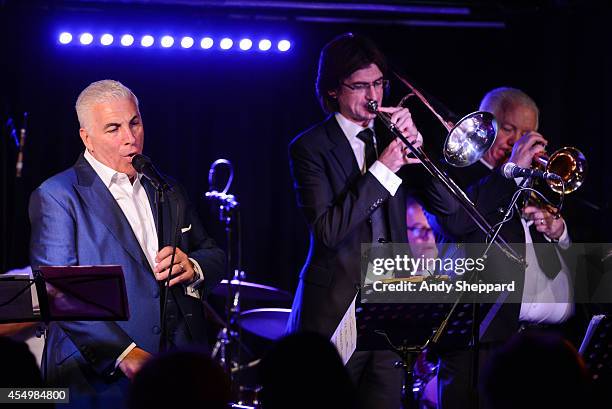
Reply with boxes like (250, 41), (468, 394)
(1, 2), (610, 297)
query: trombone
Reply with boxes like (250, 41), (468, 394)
(367, 72), (524, 264)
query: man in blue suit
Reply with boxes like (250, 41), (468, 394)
(29, 80), (225, 404)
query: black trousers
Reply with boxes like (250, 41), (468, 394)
(346, 350), (404, 409)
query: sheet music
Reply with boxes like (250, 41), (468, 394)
(330, 293), (357, 365)
(579, 314), (605, 355)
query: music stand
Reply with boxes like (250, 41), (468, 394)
(579, 314), (612, 383)
(357, 277), (487, 408)
(1, 265), (130, 381)
(35, 265), (130, 323)
(0, 274), (38, 323)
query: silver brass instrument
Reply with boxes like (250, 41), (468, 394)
(367, 73), (523, 264)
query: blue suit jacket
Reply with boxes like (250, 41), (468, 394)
(29, 154), (224, 399)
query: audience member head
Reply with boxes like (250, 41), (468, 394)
(480, 331), (592, 409)
(0, 336), (42, 387)
(128, 348), (230, 409)
(260, 332), (356, 409)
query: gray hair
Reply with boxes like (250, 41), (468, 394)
(479, 87), (539, 129)
(75, 80), (139, 130)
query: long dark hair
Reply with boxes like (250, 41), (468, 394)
(316, 33), (388, 114)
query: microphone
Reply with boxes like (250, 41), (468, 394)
(15, 112), (28, 178)
(131, 154), (171, 191)
(501, 162), (562, 182)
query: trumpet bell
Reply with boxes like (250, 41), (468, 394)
(443, 111), (497, 167)
(545, 147), (587, 194)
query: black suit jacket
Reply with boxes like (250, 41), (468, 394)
(286, 115), (408, 338)
(424, 160), (577, 342)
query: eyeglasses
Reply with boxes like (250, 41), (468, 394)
(407, 225), (434, 238)
(341, 78), (389, 92)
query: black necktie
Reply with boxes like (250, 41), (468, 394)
(356, 128), (377, 169)
(356, 128), (388, 244)
(529, 223), (562, 278)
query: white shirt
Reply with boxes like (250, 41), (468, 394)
(335, 113), (402, 195)
(479, 158), (573, 323)
(85, 150), (159, 269)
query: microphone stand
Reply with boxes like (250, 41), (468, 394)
(155, 181), (183, 352)
(205, 159), (243, 395)
(424, 177), (530, 409)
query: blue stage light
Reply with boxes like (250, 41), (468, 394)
(180, 36), (194, 49)
(278, 40), (291, 52)
(121, 34), (134, 46)
(79, 33), (93, 45)
(258, 39), (272, 51)
(59, 32), (73, 44)
(220, 38), (233, 50)
(239, 38), (253, 51)
(200, 37), (214, 49)
(100, 34), (114, 46)
(141, 35), (154, 47)
(161, 36), (174, 48)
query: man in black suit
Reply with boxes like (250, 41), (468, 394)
(286, 33), (423, 409)
(425, 87), (579, 409)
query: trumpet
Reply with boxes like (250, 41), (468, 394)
(521, 146), (588, 216)
(534, 146), (587, 194)
(367, 73), (524, 265)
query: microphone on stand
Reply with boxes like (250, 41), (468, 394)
(501, 162), (562, 182)
(131, 154), (171, 191)
(16, 112), (28, 178)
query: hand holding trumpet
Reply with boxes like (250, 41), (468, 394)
(508, 131), (548, 169)
(522, 205), (566, 240)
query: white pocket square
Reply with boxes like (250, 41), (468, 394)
(181, 224), (192, 234)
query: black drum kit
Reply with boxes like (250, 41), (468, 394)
(207, 279), (292, 409)
(203, 159), (444, 409)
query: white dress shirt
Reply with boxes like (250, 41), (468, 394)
(479, 159), (573, 323)
(335, 113), (402, 195)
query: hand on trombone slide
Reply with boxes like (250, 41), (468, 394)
(377, 106), (423, 172)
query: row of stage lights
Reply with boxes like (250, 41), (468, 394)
(58, 32), (292, 52)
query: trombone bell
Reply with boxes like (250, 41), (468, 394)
(443, 111), (498, 167)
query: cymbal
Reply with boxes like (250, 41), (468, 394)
(239, 308), (291, 340)
(211, 279), (292, 302)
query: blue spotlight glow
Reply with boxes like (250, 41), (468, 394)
(121, 34), (134, 46)
(200, 37), (214, 49)
(239, 38), (253, 51)
(59, 32), (73, 44)
(220, 38), (233, 50)
(277, 40), (291, 52)
(79, 33), (93, 45)
(100, 34), (114, 46)
(161, 36), (174, 48)
(180, 36), (194, 49)
(258, 39), (272, 51)
(141, 35), (154, 47)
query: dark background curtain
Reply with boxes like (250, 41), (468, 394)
(1, 1), (610, 296)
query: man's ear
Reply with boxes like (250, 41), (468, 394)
(328, 89), (337, 99)
(79, 128), (93, 152)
